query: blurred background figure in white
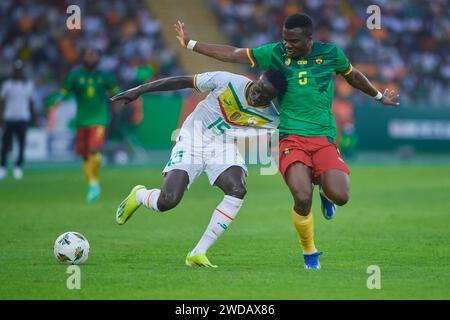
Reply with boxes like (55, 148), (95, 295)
(0, 60), (36, 180)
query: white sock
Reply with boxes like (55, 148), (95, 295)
(136, 188), (161, 212)
(190, 195), (244, 255)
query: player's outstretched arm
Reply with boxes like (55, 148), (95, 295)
(174, 21), (249, 64)
(110, 76), (194, 106)
(343, 67), (400, 106)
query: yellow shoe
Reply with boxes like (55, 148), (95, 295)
(116, 185), (146, 225)
(185, 252), (218, 268)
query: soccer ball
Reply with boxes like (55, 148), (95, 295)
(54, 232), (90, 265)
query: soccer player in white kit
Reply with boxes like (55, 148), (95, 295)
(111, 69), (287, 267)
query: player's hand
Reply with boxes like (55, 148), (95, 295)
(110, 88), (140, 106)
(174, 20), (189, 48)
(380, 88), (400, 107)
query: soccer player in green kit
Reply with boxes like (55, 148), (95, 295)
(54, 48), (120, 202)
(174, 13), (400, 268)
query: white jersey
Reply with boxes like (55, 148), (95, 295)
(0, 79), (34, 121)
(179, 71), (279, 146)
(163, 71), (279, 188)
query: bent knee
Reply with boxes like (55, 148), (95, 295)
(157, 191), (182, 211)
(293, 191), (312, 214)
(226, 184), (247, 199)
(332, 191), (350, 206)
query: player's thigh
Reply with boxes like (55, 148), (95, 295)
(86, 125), (106, 153)
(311, 143), (350, 180)
(284, 161), (314, 205)
(320, 169), (350, 206)
(213, 165), (247, 199)
(159, 169), (190, 208)
(163, 142), (204, 189)
(75, 127), (89, 158)
(205, 142), (247, 198)
(312, 144), (350, 205)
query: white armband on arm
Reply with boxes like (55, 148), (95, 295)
(187, 40), (197, 50)
(373, 91), (383, 101)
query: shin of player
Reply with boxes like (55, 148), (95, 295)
(284, 162), (322, 269)
(189, 166), (246, 260)
(77, 125), (105, 203)
(134, 167), (246, 268)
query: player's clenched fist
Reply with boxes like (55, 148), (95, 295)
(174, 20), (190, 48)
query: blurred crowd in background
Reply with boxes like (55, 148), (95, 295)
(1, 0), (449, 119)
(0, 0), (449, 162)
(0, 0), (182, 121)
(209, 0), (450, 108)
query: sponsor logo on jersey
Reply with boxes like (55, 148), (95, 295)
(315, 57), (324, 65)
(230, 112), (241, 121)
(284, 57), (291, 67)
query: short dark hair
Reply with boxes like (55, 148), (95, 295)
(284, 13), (313, 32)
(264, 69), (287, 94)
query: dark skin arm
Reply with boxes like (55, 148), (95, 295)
(343, 67), (400, 106)
(176, 21), (400, 107)
(174, 21), (249, 64)
(110, 75), (194, 106)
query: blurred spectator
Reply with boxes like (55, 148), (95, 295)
(0, 60), (36, 179)
(208, 0), (450, 107)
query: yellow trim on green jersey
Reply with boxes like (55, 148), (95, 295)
(343, 64), (353, 76)
(109, 87), (121, 95)
(246, 48), (257, 68)
(60, 88), (69, 97)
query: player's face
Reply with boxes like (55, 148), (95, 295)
(282, 27), (313, 57)
(83, 49), (100, 70)
(248, 75), (279, 107)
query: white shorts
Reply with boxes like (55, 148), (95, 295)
(162, 139), (247, 188)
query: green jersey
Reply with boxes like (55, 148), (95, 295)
(249, 41), (352, 139)
(60, 68), (120, 127)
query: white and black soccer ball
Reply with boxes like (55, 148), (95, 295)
(54, 232), (90, 265)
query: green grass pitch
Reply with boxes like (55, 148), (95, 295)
(0, 164), (449, 299)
